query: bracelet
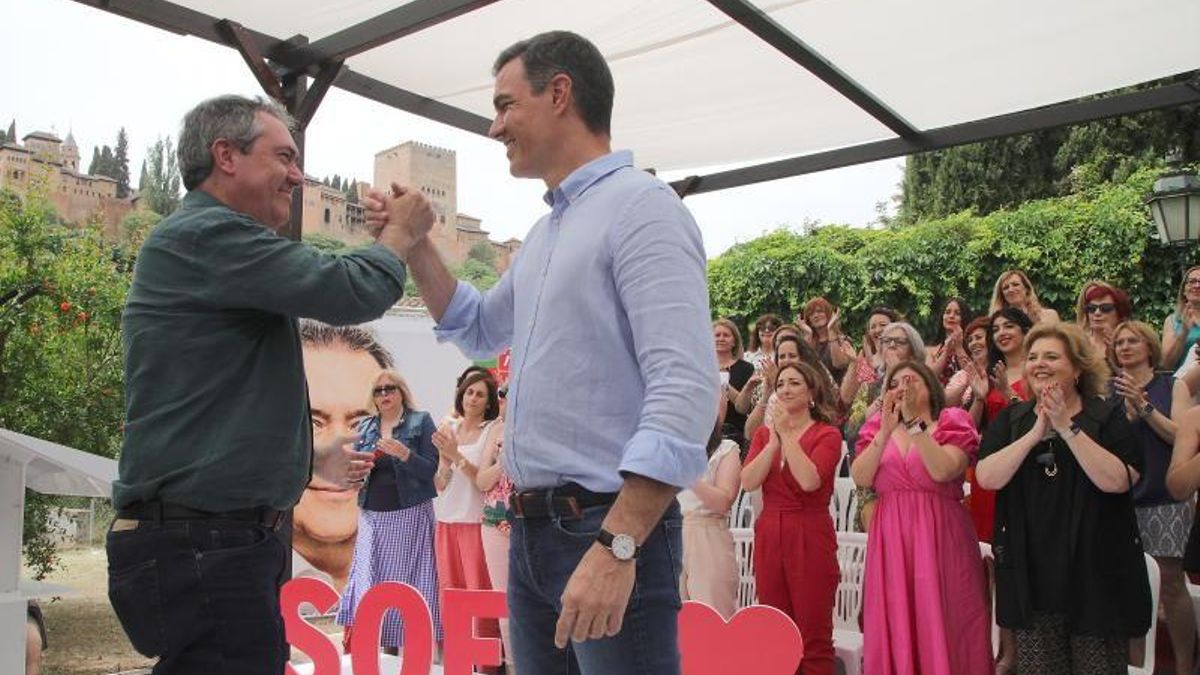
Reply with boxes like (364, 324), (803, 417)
(1058, 421), (1082, 440)
(1139, 401), (1155, 419)
(905, 419), (928, 435)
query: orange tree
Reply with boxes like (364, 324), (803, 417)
(0, 185), (130, 578)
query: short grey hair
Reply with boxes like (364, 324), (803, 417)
(177, 95), (296, 191)
(881, 321), (927, 364)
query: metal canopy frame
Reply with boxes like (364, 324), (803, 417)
(72, 0), (1200, 206)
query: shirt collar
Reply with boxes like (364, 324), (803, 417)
(183, 189), (226, 210)
(543, 150), (634, 210)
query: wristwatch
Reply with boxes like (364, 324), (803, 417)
(1140, 402), (1155, 419)
(905, 419), (928, 435)
(597, 528), (639, 561)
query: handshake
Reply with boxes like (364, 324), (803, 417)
(363, 182), (436, 261)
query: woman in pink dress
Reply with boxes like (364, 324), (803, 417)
(851, 360), (992, 675)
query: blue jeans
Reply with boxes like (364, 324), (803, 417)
(507, 501), (684, 674)
(106, 519), (289, 674)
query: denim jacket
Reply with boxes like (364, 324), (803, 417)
(355, 409), (438, 510)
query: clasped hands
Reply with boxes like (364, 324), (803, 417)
(363, 182), (437, 260)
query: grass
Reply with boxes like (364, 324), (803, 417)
(30, 547), (152, 675)
(26, 545), (343, 675)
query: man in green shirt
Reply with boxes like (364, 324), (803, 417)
(106, 94), (433, 674)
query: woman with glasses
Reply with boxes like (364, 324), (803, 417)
(989, 269), (1060, 326)
(1110, 321), (1195, 674)
(1162, 265), (1200, 369)
(745, 313), (782, 370)
(338, 370), (442, 654)
(432, 369), (503, 650)
(850, 322), (928, 530)
(977, 322), (1150, 673)
(852, 361), (992, 675)
(1074, 281), (1132, 360)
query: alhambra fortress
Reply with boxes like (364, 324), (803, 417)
(0, 128), (519, 272)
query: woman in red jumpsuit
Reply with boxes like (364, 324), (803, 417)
(742, 361), (843, 675)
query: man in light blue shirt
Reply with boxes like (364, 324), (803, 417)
(367, 31), (718, 674)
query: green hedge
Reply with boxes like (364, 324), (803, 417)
(707, 166), (1199, 340)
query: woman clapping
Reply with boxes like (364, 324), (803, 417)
(977, 322), (1150, 673)
(741, 362), (842, 675)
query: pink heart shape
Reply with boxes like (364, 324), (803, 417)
(679, 601), (804, 675)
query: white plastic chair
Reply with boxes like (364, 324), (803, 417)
(833, 531), (868, 675)
(1129, 553), (1161, 675)
(832, 478), (858, 532)
(729, 488), (758, 530)
(731, 527), (757, 609)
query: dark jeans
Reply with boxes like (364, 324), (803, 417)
(106, 518), (288, 674)
(507, 501), (684, 674)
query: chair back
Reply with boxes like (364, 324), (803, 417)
(731, 527), (757, 609)
(834, 532), (868, 631)
(831, 478), (858, 532)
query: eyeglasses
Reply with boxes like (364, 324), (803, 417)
(879, 336), (910, 348)
(1186, 278), (1200, 287)
(372, 385), (401, 398)
(1084, 303), (1115, 315)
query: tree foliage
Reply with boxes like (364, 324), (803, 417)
(467, 240), (498, 268)
(709, 166), (1197, 340)
(140, 136), (181, 216)
(455, 258), (499, 291)
(0, 185), (129, 578)
(303, 233), (351, 255)
(901, 77), (1200, 223)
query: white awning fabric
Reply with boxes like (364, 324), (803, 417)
(163, 0), (1199, 172)
(0, 429), (115, 498)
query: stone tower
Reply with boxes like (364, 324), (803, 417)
(373, 141), (457, 256)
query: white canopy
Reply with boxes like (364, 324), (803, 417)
(0, 428), (115, 498)
(75, 0), (1200, 193)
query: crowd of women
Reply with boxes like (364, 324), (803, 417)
(697, 266), (1200, 675)
(331, 264), (1200, 675)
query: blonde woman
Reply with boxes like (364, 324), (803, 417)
(989, 269), (1060, 325)
(1162, 265), (1200, 369)
(337, 370), (441, 654)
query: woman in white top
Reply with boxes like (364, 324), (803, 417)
(431, 369), (503, 646)
(678, 401), (743, 619)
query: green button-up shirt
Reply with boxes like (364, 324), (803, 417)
(113, 190), (406, 512)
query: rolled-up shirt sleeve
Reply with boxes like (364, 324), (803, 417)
(434, 273), (516, 361)
(611, 186), (719, 489)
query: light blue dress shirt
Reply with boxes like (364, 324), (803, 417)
(434, 150), (719, 493)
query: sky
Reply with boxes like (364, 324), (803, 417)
(3, 0), (905, 257)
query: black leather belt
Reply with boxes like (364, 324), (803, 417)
(116, 501), (286, 531)
(509, 483), (618, 520)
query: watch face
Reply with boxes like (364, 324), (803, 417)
(611, 533), (637, 560)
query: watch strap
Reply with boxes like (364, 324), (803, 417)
(596, 528), (639, 560)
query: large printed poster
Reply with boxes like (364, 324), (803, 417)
(293, 314), (471, 588)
